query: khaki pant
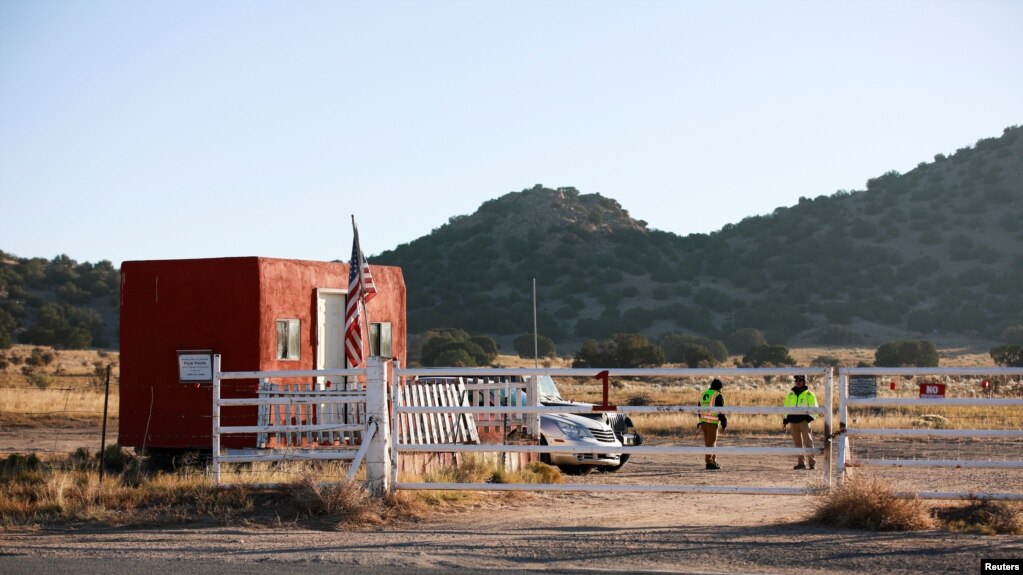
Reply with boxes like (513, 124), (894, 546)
(789, 421), (815, 467)
(699, 422), (718, 464)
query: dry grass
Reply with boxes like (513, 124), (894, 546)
(933, 498), (1023, 535)
(491, 461), (563, 485)
(0, 449), (426, 530)
(809, 475), (935, 531)
(408, 456), (562, 506)
(0, 448), (562, 529)
(548, 371), (1022, 437)
(0, 345), (119, 426)
(812, 476), (1023, 535)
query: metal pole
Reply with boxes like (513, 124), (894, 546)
(532, 278), (538, 368)
(98, 365), (111, 484)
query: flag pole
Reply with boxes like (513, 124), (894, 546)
(352, 215), (372, 361)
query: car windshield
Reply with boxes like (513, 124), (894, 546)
(537, 376), (562, 401)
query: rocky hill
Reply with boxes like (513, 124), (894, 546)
(2, 125), (1020, 353)
(375, 125), (1023, 351)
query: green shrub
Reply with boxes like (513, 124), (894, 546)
(573, 333), (664, 368)
(991, 344), (1023, 367)
(742, 345), (795, 367)
(875, 340), (939, 367)
(513, 334), (556, 359)
(724, 328), (767, 356)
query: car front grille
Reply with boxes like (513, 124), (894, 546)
(591, 429), (617, 443)
(576, 454), (611, 462)
(603, 413), (627, 434)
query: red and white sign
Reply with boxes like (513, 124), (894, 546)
(919, 383), (946, 398)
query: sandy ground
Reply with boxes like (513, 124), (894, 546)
(2, 429), (1022, 574)
(3, 490), (1021, 574)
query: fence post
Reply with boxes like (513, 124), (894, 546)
(836, 370), (848, 482)
(390, 361), (401, 495)
(212, 354), (222, 485)
(823, 367), (833, 489)
(365, 356), (391, 496)
(526, 376), (539, 437)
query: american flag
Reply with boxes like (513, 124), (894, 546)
(344, 225), (377, 368)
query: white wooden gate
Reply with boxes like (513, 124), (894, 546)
(390, 367), (831, 495)
(212, 356), (392, 495)
(838, 367), (1023, 500)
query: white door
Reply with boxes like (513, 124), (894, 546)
(316, 290), (346, 386)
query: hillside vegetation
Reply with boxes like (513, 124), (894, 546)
(0, 253), (118, 349)
(376, 125), (1022, 350)
(1, 125), (1020, 353)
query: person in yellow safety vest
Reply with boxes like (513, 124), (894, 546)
(783, 374), (818, 470)
(697, 379), (727, 470)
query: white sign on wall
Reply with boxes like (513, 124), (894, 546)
(177, 349), (213, 383)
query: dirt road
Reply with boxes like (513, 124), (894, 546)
(3, 489), (1021, 574)
(2, 422), (1022, 574)
(3, 439), (1022, 574)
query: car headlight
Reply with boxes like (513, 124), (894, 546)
(555, 420), (593, 439)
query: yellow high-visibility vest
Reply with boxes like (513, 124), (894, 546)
(699, 388), (722, 424)
(784, 388), (818, 419)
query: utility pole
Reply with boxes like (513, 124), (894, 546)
(533, 277), (538, 368)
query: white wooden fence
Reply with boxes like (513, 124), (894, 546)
(391, 367), (832, 495)
(212, 355), (392, 494)
(211, 359), (1023, 501)
(838, 367), (1023, 501)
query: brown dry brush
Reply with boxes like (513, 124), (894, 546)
(809, 475), (935, 531)
(812, 475), (1023, 535)
(933, 497), (1023, 535)
(0, 448), (426, 529)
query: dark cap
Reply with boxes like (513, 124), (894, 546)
(794, 375), (806, 383)
(710, 378), (723, 390)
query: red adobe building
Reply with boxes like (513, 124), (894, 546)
(118, 257), (406, 452)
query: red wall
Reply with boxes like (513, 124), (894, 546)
(119, 257), (406, 450)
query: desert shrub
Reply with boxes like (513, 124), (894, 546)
(934, 498), (1022, 535)
(912, 414), (952, 429)
(420, 329), (498, 367)
(742, 345), (795, 367)
(724, 328), (767, 355)
(875, 340), (939, 367)
(67, 447), (96, 471)
(0, 453), (42, 475)
(660, 333), (728, 363)
(100, 444), (139, 474)
(21, 367), (49, 388)
(293, 475), (379, 524)
(810, 476), (933, 531)
(513, 333), (556, 359)
(573, 333), (664, 368)
(811, 355), (841, 368)
(625, 393), (653, 406)
(991, 344), (1023, 367)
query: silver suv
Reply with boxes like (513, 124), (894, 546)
(411, 375), (641, 474)
(533, 375), (641, 473)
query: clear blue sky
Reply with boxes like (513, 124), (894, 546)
(1, 0), (1021, 267)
